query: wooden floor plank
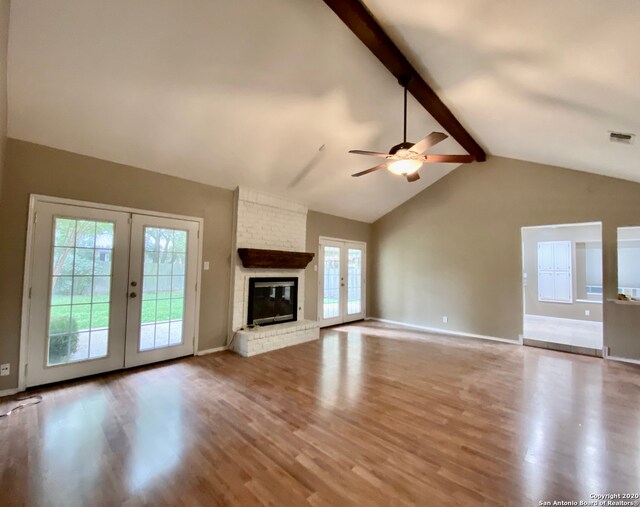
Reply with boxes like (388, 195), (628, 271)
(1, 321), (639, 505)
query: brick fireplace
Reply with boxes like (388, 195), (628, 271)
(228, 188), (319, 356)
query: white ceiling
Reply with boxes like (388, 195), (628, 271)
(6, 0), (467, 223)
(366, 0), (640, 182)
(8, 1), (639, 223)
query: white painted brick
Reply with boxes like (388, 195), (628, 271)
(230, 188), (313, 348)
(233, 320), (319, 357)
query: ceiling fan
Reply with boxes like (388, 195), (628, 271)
(349, 80), (475, 182)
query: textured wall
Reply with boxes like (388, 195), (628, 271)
(371, 155), (640, 360)
(0, 0), (9, 200)
(305, 211), (372, 321)
(0, 139), (234, 390)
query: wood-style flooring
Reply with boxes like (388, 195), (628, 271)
(1, 321), (639, 506)
(523, 314), (603, 350)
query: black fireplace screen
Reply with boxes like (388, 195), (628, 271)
(247, 277), (298, 326)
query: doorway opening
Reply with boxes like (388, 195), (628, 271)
(521, 222), (603, 356)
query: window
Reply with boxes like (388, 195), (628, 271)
(538, 241), (572, 303)
(617, 227), (640, 300)
(48, 217), (114, 365)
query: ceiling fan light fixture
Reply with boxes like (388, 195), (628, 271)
(348, 83), (468, 181)
(388, 158), (422, 175)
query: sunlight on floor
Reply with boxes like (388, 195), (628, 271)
(523, 314), (602, 349)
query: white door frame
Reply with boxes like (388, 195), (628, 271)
(317, 236), (367, 327)
(18, 194), (204, 391)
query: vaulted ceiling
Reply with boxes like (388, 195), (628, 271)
(7, 0), (640, 222)
(365, 0), (640, 181)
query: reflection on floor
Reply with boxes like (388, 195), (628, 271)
(2, 321), (638, 505)
(524, 314), (603, 350)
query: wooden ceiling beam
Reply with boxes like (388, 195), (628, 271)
(322, 0), (486, 162)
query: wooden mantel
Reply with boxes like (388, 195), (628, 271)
(237, 248), (315, 269)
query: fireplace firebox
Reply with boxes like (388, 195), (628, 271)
(247, 277), (298, 326)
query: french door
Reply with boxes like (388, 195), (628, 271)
(318, 238), (366, 327)
(26, 200), (200, 387)
(125, 214), (199, 368)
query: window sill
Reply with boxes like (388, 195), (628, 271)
(575, 299), (603, 304)
(607, 299), (640, 306)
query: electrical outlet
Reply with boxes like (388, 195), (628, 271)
(442, 316), (448, 324)
(0, 363), (9, 376)
(585, 310), (590, 316)
(203, 261), (210, 271)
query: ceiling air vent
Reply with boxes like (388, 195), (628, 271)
(609, 131), (635, 145)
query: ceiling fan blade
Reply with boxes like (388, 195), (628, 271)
(351, 162), (388, 177)
(406, 172), (420, 183)
(424, 154), (475, 163)
(410, 132), (448, 154)
(348, 150), (390, 158)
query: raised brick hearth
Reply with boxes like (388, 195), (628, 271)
(228, 188), (319, 356)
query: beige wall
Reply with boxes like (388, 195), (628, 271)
(0, 1), (9, 200)
(305, 210), (372, 321)
(371, 155), (640, 360)
(0, 139), (234, 390)
(522, 224), (603, 322)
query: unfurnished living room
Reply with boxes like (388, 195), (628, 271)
(1, 1), (639, 505)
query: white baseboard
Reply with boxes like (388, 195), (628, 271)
(0, 388), (20, 398)
(369, 318), (522, 345)
(603, 349), (640, 365)
(196, 346), (228, 356)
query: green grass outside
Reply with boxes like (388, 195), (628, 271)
(50, 291), (184, 331)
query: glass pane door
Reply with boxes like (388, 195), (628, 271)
(125, 214), (199, 368)
(26, 199), (203, 388)
(347, 247), (363, 316)
(318, 239), (366, 327)
(140, 227), (187, 351)
(322, 245), (341, 320)
(48, 218), (114, 365)
(27, 202), (130, 388)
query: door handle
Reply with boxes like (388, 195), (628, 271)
(130, 292), (137, 298)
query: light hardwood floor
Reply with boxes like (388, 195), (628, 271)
(523, 314), (603, 349)
(1, 321), (639, 506)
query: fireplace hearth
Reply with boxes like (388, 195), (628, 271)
(247, 277), (298, 326)
(229, 188), (318, 356)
